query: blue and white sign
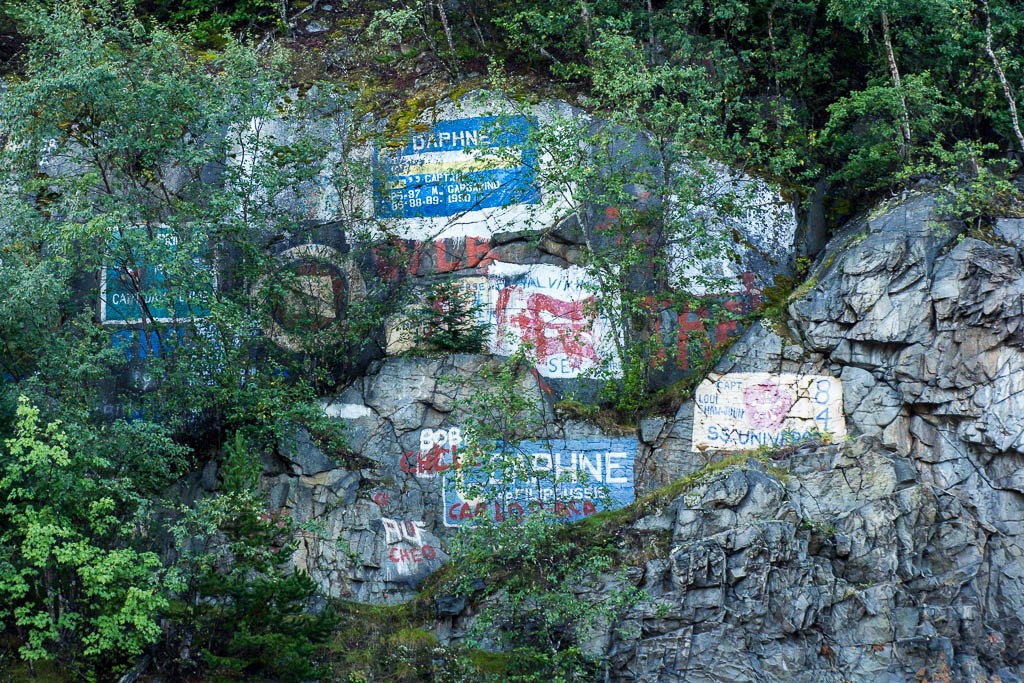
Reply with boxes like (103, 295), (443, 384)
(375, 115), (540, 220)
(441, 437), (636, 527)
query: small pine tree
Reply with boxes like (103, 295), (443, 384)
(411, 281), (491, 353)
(168, 431), (337, 682)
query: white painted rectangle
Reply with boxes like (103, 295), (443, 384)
(487, 261), (619, 379)
(691, 373), (845, 451)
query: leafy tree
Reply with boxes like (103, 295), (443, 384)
(369, 0), (461, 75)
(821, 72), (954, 189)
(451, 347), (550, 512)
(465, 0), (1024, 221)
(441, 352), (639, 681)
(448, 511), (628, 682)
(138, 0), (283, 45)
(826, 0), (924, 156)
(0, 397), (168, 678)
(0, 1), (394, 675)
(0, 0), (398, 436)
(486, 36), (767, 412)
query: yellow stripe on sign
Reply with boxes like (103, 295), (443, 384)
(395, 153), (523, 177)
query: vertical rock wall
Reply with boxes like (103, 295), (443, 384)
(603, 192), (1024, 681)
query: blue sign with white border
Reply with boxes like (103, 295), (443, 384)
(441, 437), (636, 527)
(375, 115), (541, 219)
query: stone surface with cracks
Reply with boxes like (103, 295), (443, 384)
(590, 193), (1024, 681)
(265, 190), (1024, 680)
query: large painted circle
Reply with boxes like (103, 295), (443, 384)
(258, 244), (365, 352)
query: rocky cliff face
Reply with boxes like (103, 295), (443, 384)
(263, 190), (1024, 680)
(597, 193), (1024, 681)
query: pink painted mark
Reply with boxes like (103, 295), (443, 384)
(495, 288), (598, 366)
(743, 382), (793, 429)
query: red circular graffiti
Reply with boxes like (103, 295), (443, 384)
(372, 492), (390, 507)
(743, 382), (793, 429)
(421, 544), (436, 560)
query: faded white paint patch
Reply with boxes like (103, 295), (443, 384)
(321, 401), (374, 419)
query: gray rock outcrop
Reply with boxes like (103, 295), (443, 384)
(595, 192), (1024, 681)
(603, 439), (1020, 682)
(266, 189), (1024, 681)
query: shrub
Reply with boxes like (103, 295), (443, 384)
(410, 281), (491, 354)
(0, 398), (167, 679)
(166, 431), (338, 681)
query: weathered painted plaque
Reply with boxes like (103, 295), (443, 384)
(100, 230), (211, 324)
(257, 244), (365, 352)
(374, 115), (540, 220)
(488, 261), (619, 379)
(692, 373), (845, 451)
(441, 437), (636, 527)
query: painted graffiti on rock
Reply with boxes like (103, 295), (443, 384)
(399, 427), (464, 478)
(375, 115), (540, 223)
(380, 256), (762, 380)
(100, 227), (212, 325)
(255, 244), (366, 352)
(379, 517), (446, 581)
(441, 437), (637, 527)
(691, 373), (847, 452)
(111, 326), (190, 362)
(381, 518), (425, 545)
(371, 235), (498, 280)
(668, 172), (797, 293)
(488, 261), (619, 379)
(647, 274), (762, 372)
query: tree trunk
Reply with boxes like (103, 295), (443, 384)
(435, 0), (459, 75)
(880, 10), (912, 156)
(982, 0), (1024, 153)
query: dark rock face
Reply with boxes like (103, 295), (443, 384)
(606, 193), (1024, 681)
(272, 190), (1024, 681)
(608, 443), (1020, 682)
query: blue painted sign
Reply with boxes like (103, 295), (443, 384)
(375, 115), (541, 219)
(111, 326), (191, 362)
(441, 437), (636, 527)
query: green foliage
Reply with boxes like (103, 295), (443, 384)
(0, 0), (391, 436)
(436, 352), (640, 681)
(442, 510), (637, 682)
(456, 347), (544, 452)
(821, 73), (954, 190)
(0, 1), (385, 676)
(409, 281), (491, 354)
(166, 431), (337, 682)
(368, 0), (463, 75)
(326, 602), (441, 682)
(0, 398), (167, 678)
(906, 139), (1024, 229)
(475, 0), (1024, 220)
(139, 0), (282, 45)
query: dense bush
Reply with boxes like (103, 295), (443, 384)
(0, 1), (384, 678)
